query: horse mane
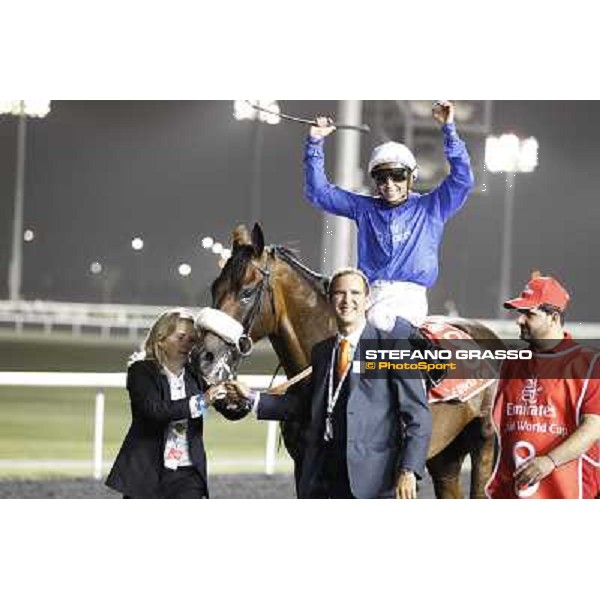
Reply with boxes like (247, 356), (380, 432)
(272, 245), (329, 297)
(211, 242), (329, 300)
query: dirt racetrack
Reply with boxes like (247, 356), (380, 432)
(0, 470), (471, 498)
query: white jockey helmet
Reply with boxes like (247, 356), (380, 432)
(367, 142), (418, 181)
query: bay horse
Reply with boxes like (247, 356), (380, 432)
(196, 224), (503, 498)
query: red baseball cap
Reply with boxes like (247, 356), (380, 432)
(504, 276), (570, 311)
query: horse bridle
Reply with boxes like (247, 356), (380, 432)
(238, 248), (277, 340)
(206, 249), (277, 382)
(199, 249), (283, 400)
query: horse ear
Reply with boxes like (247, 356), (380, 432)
(251, 223), (265, 256)
(231, 224), (251, 250)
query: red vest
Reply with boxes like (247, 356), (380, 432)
(486, 338), (600, 499)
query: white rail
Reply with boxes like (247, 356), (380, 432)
(2, 300), (600, 341)
(0, 372), (286, 479)
(0, 300), (182, 340)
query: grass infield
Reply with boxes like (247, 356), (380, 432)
(0, 335), (290, 478)
(0, 385), (292, 478)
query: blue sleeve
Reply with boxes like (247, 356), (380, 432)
(304, 136), (359, 220)
(427, 123), (475, 222)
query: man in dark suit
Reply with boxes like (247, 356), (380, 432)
(227, 268), (432, 499)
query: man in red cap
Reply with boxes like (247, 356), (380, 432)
(486, 275), (600, 499)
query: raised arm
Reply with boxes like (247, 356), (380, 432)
(428, 100), (475, 221)
(304, 115), (360, 219)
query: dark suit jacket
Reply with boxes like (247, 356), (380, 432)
(106, 359), (244, 499)
(258, 322), (432, 498)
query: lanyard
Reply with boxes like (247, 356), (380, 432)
(325, 341), (352, 441)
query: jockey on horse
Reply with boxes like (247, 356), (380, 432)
(306, 100), (475, 401)
(305, 100), (474, 331)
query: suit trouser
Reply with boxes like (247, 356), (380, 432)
(311, 443), (355, 499)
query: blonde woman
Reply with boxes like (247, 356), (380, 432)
(106, 309), (244, 499)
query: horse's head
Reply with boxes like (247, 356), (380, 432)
(193, 223), (278, 384)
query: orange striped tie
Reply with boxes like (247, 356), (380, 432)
(337, 338), (351, 379)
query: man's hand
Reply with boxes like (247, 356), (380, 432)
(206, 380), (255, 414)
(432, 100), (455, 125)
(204, 383), (232, 406)
(513, 455), (556, 489)
(309, 115), (336, 139)
(204, 383), (228, 406)
(225, 380), (252, 400)
(396, 469), (417, 499)
(211, 380), (254, 412)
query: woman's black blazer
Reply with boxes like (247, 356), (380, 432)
(106, 359), (244, 498)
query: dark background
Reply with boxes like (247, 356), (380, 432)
(0, 100), (598, 320)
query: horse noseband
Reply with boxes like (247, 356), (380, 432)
(237, 334), (254, 357)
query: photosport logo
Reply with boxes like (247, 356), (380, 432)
(354, 338), (531, 380)
(353, 338), (600, 382)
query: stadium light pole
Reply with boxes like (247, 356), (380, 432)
(0, 100), (51, 301)
(233, 101), (281, 224)
(322, 100), (363, 274)
(485, 134), (538, 318)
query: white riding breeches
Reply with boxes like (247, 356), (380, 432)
(367, 280), (428, 330)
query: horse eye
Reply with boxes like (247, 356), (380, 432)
(239, 288), (254, 303)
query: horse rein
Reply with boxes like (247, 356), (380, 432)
(240, 249), (277, 339)
(237, 249), (314, 398)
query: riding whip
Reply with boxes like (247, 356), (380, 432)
(244, 101), (371, 134)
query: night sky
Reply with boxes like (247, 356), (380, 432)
(0, 100), (598, 320)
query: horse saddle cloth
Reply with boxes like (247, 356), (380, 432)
(419, 317), (496, 404)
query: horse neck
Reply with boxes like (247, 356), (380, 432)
(268, 259), (335, 377)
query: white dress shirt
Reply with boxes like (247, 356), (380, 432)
(162, 367), (208, 470)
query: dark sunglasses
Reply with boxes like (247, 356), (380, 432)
(371, 168), (409, 186)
